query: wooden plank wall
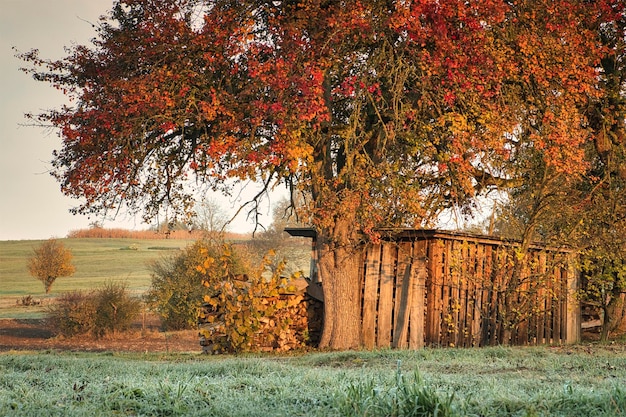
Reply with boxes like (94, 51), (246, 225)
(359, 236), (579, 348)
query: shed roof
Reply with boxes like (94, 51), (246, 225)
(284, 227), (316, 238)
(284, 227), (574, 252)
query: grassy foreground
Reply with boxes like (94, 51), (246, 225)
(1, 346), (626, 416)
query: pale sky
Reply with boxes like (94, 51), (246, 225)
(0, 0), (281, 241)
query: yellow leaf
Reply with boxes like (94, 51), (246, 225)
(203, 257), (215, 269)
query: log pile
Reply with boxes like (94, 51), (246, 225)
(198, 279), (323, 353)
(305, 293), (323, 346)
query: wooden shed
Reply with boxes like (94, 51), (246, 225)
(285, 228), (581, 348)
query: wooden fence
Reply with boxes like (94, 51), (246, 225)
(359, 230), (580, 348)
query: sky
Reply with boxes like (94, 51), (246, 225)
(0, 0), (282, 241)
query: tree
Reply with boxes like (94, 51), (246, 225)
(491, 3), (626, 340)
(578, 2), (626, 340)
(17, 0), (619, 348)
(192, 198), (229, 236)
(578, 190), (626, 340)
(27, 239), (76, 293)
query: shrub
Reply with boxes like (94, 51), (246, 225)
(92, 281), (142, 337)
(17, 295), (41, 306)
(198, 252), (309, 353)
(47, 291), (97, 337)
(145, 239), (249, 330)
(47, 282), (141, 338)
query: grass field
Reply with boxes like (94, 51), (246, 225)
(0, 238), (200, 319)
(0, 237), (310, 319)
(2, 346), (626, 416)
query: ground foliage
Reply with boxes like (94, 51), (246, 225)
(47, 281), (142, 338)
(47, 291), (98, 337)
(91, 281), (143, 336)
(16, 0), (625, 348)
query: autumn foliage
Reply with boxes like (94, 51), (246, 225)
(27, 239), (76, 293)
(145, 238), (249, 330)
(18, 0), (625, 348)
(196, 243), (311, 353)
(66, 227), (248, 241)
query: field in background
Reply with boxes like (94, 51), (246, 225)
(66, 227), (251, 240)
(0, 236), (310, 319)
(0, 238), (195, 319)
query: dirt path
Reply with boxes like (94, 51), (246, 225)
(0, 318), (202, 353)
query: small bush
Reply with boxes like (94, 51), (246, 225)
(92, 281), (142, 337)
(16, 295), (41, 306)
(146, 238), (249, 330)
(47, 282), (141, 338)
(47, 291), (97, 337)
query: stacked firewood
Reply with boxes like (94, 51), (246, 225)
(198, 279), (323, 353)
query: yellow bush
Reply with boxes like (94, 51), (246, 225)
(198, 251), (308, 353)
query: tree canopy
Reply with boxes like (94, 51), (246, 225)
(18, 0), (624, 348)
(495, 6), (626, 339)
(27, 239), (76, 293)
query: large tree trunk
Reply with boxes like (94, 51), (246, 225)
(316, 219), (363, 350)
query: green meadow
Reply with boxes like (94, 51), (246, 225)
(0, 237), (310, 319)
(0, 238), (195, 318)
